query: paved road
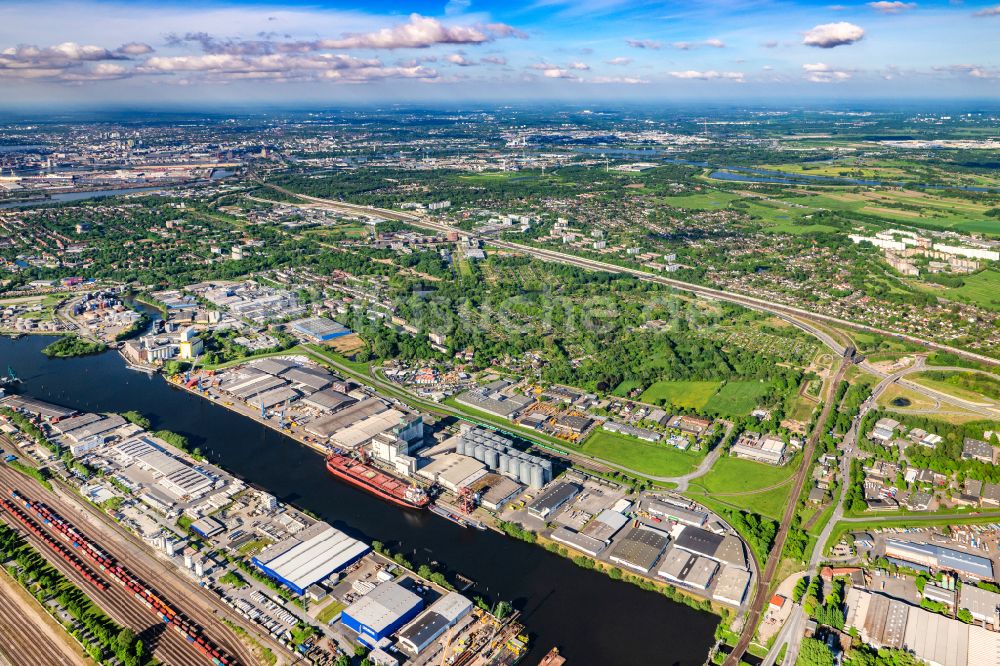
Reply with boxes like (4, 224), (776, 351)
(862, 356), (1000, 419)
(254, 178), (1000, 370)
(722, 358), (848, 666)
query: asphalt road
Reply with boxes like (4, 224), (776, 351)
(254, 178), (1000, 370)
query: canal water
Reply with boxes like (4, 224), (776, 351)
(0, 336), (718, 665)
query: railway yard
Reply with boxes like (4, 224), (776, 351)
(0, 460), (261, 666)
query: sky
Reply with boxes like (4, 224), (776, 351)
(1, 0), (999, 107)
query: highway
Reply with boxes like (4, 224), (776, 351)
(256, 182), (999, 664)
(255, 180), (1000, 369)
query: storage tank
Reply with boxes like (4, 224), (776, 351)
(474, 445), (486, 462)
(519, 461), (533, 485)
(498, 454), (510, 474)
(530, 464), (544, 489)
(485, 449), (499, 469)
(456, 438), (467, 456)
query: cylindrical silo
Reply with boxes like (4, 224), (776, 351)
(498, 454), (510, 474)
(519, 461), (533, 485)
(485, 449), (499, 470)
(540, 460), (553, 482)
(456, 438), (467, 456)
(474, 445), (486, 462)
(530, 464), (544, 489)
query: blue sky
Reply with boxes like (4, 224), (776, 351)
(1, 0), (998, 105)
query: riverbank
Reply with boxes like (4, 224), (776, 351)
(0, 334), (719, 666)
(168, 368), (735, 624)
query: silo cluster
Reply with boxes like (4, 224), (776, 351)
(455, 427), (552, 489)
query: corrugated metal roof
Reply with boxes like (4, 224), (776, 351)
(343, 581), (422, 633)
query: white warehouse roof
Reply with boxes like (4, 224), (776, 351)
(254, 522), (370, 593)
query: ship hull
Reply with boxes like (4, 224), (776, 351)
(325, 456), (428, 510)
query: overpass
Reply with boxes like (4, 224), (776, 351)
(256, 178), (999, 368)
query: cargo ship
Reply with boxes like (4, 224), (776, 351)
(326, 453), (429, 509)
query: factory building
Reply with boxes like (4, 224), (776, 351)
(305, 399), (388, 440)
(340, 581), (424, 647)
(301, 388), (356, 414)
(396, 592), (473, 655)
(958, 585), (1000, 626)
(646, 499), (708, 527)
(527, 482), (581, 519)
(673, 526), (748, 570)
(453, 385), (533, 420)
(657, 548), (719, 591)
(253, 522), (370, 595)
(551, 527), (607, 557)
(713, 566), (752, 607)
(290, 316), (352, 342)
(0, 395), (77, 422)
(331, 410), (422, 451)
(846, 588), (1000, 666)
(884, 539), (994, 580)
(417, 454), (487, 493)
(607, 524), (671, 574)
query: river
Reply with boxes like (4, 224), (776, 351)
(0, 335), (719, 665)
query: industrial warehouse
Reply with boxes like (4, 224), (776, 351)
(252, 522), (370, 595)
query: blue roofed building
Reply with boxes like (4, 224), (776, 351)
(885, 539), (994, 580)
(252, 522), (370, 595)
(290, 316), (352, 342)
(340, 581), (424, 647)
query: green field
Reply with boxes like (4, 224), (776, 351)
(580, 429), (703, 477)
(612, 379), (644, 397)
(705, 380), (773, 417)
(660, 191), (741, 210)
(639, 380), (721, 409)
(910, 370), (1000, 402)
(938, 270), (1000, 311)
(686, 455), (798, 519)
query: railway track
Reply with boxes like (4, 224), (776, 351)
(721, 359), (848, 666)
(0, 574), (83, 666)
(0, 465), (255, 666)
(0, 501), (205, 666)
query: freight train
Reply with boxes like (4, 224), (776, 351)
(0, 497), (107, 591)
(7, 490), (237, 666)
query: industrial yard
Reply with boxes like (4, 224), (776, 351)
(0, 387), (530, 666)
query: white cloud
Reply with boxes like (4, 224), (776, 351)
(973, 4), (1000, 15)
(312, 14), (524, 50)
(568, 61), (590, 70)
(868, 1), (916, 13)
(589, 76), (648, 84)
(445, 52), (474, 66)
(480, 55), (507, 65)
(934, 63), (999, 78)
(672, 38), (725, 50)
(116, 42), (154, 56)
(605, 56), (632, 65)
(669, 70), (744, 81)
(137, 52), (439, 83)
(542, 67), (577, 79)
(802, 22), (865, 48)
(803, 62), (852, 82)
(626, 39), (662, 49)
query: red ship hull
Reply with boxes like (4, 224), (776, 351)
(326, 454), (428, 509)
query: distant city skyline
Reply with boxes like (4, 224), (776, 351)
(2, 0), (999, 106)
